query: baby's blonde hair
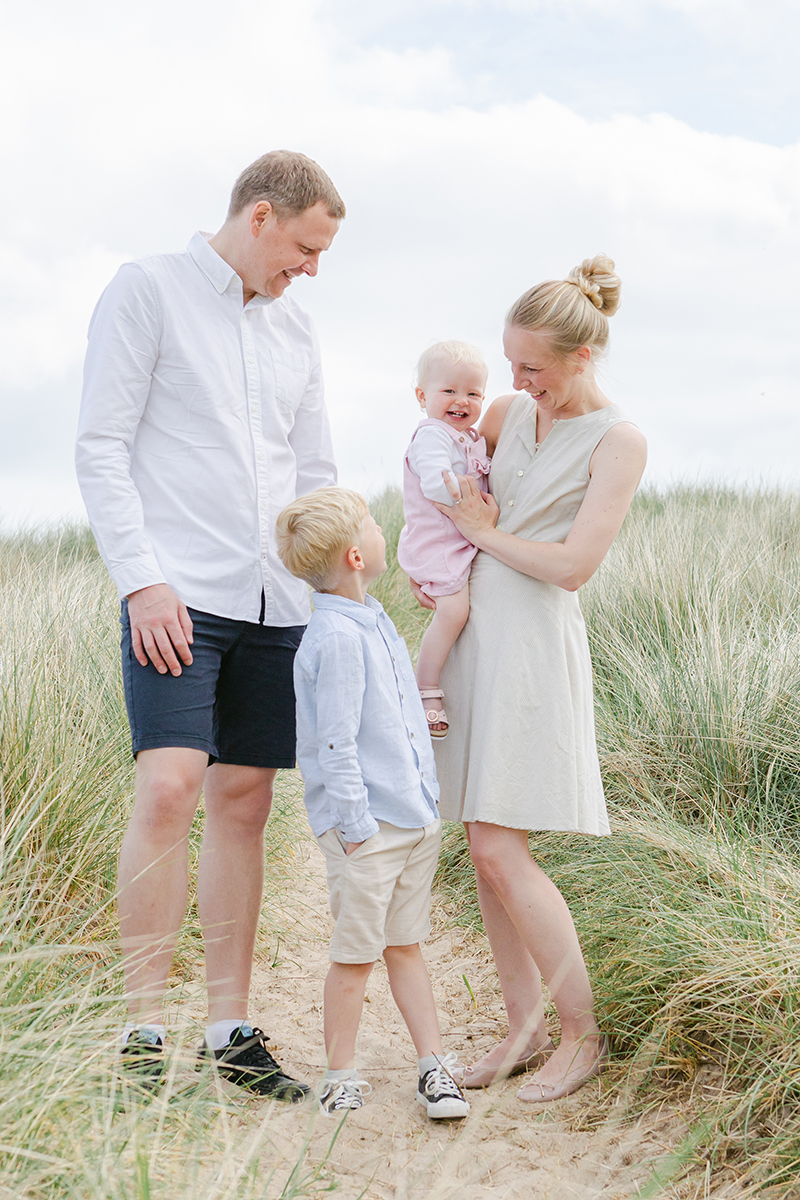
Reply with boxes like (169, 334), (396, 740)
(275, 487), (369, 593)
(415, 340), (488, 390)
(506, 254), (621, 361)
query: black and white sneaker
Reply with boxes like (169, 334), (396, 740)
(197, 1023), (310, 1102)
(318, 1076), (372, 1114)
(120, 1029), (164, 1091)
(416, 1053), (470, 1119)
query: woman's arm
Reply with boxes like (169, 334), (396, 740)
(439, 422), (647, 591)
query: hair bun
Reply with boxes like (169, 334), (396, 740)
(567, 254), (621, 317)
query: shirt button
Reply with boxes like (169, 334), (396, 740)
(410, 732), (414, 739)
(259, 453), (265, 461)
(248, 356), (254, 364)
(261, 553), (266, 560)
(459, 436), (465, 442)
(508, 500), (515, 507)
(251, 405), (257, 413)
(517, 470), (524, 477)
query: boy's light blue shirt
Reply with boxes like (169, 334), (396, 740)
(294, 592), (439, 843)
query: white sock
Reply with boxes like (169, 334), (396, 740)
(418, 1054), (439, 1077)
(325, 1066), (358, 1082)
(121, 1023), (166, 1046)
(204, 1018), (247, 1050)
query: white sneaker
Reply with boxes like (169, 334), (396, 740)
(416, 1053), (470, 1120)
(318, 1076), (371, 1114)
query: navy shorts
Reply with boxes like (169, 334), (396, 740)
(120, 602), (305, 768)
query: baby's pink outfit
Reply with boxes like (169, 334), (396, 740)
(397, 418), (491, 597)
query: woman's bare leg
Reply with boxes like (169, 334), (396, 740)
(467, 821), (603, 1090)
(467, 869), (553, 1073)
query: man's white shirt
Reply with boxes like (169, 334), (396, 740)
(75, 231), (336, 624)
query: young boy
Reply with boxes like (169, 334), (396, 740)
(275, 487), (469, 1119)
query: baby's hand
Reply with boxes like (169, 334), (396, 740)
(409, 578), (436, 611)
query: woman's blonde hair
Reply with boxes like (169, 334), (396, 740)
(506, 254), (621, 361)
(275, 487), (368, 593)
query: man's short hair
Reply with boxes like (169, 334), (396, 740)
(228, 150), (346, 220)
(276, 487), (368, 593)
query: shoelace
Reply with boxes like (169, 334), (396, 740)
(423, 1052), (463, 1097)
(224, 1027), (280, 1069)
(323, 1078), (372, 1108)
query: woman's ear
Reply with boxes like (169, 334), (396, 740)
(574, 345), (592, 374)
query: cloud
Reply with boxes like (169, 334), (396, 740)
(0, 0), (798, 527)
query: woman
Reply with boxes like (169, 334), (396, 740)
(426, 254), (647, 1102)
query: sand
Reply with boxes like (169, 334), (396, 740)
(178, 822), (737, 1200)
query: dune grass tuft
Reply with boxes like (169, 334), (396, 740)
(5, 487), (800, 1196)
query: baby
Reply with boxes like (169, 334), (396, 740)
(397, 341), (490, 737)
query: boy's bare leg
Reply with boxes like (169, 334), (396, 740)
(324, 962), (374, 1069)
(118, 747), (209, 1023)
(199, 764), (276, 1024)
(383, 943), (443, 1057)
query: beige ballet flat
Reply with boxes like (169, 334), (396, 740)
(451, 1039), (555, 1089)
(516, 1036), (609, 1103)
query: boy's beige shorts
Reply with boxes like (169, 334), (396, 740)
(316, 818), (443, 964)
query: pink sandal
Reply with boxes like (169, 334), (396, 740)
(419, 689), (448, 739)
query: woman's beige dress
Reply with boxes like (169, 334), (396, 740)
(436, 393), (632, 833)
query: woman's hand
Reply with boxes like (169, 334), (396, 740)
(433, 472), (500, 543)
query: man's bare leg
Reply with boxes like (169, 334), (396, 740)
(198, 763), (276, 1023)
(118, 746), (209, 1024)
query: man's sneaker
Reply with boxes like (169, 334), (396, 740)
(197, 1023), (310, 1102)
(120, 1029), (164, 1091)
(416, 1053), (470, 1120)
(318, 1076), (372, 1115)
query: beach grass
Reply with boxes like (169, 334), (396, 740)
(2, 485), (800, 1195)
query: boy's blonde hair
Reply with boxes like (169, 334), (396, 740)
(276, 487), (369, 593)
(415, 340), (488, 389)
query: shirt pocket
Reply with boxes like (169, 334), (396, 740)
(271, 351), (311, 417)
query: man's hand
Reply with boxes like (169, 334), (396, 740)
(345, 841), (365, 855)
(127, 583), (194, 676)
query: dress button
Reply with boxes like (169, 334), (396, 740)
(459, 436), (465, 442)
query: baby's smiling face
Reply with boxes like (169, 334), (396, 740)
(415, 362), (486, 431)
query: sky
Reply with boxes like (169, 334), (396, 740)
(1, 0), (799, 526)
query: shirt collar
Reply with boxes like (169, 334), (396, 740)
(311, 591), (384, 628)
(187, 231), (278, 308)
(187, 231), (242, 296)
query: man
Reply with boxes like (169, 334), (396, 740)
(75, 151), (344, 1098)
